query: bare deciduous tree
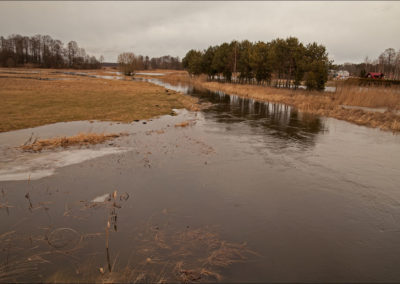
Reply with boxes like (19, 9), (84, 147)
(0, 34), (101, 69)
(117, 52), (136, 75)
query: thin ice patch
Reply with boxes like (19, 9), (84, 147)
(0, 147), (129, 181)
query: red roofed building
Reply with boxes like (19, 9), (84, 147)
(366, 72), (384, 79)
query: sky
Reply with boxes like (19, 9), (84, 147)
(0, 1), (399, 64)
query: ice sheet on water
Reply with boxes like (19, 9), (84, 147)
(91, 193), (111, 203)
(0, 147), (129, 181)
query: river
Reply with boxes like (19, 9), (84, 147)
(0, 77), (400, 282)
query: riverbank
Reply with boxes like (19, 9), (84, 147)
(159, 71), (400, 132)
(0, 68), (198, 132)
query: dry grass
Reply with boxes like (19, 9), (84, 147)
(334, 82), (400, 110)
(0, 68), (198, 132)
(19, 132), (125, 152)
(164, 72), (400, 132)
(175, 121), (190, 127)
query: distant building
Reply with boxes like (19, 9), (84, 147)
(334, 70), (350, 80)
(366, 72), (384, 79)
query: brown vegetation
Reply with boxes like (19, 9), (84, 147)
(334, 81), (400, 110)
(0, 68), (198, 132)
(175, 121), (190, 127)
(19, 132), (125, 152)
(43, 226), (254, 283)
(110, 225), (254, 283)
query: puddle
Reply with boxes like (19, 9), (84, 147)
(340, 104), (400, 114)
(134, 77), (194, 94)
(0, 70), (40, 74)
(135, 72), (165, 76)
(54, 71), (124, 80)
(0, 75), (72, 81)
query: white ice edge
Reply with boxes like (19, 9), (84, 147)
(0, 147), (129, 181)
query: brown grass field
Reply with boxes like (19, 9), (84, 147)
(160, 71), (400, 132)
(2, 67), (400, 133)
(0, 68), (197, 132)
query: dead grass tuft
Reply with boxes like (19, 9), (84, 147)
(19, 132), (125, 152)
(175, 121), (190, 128)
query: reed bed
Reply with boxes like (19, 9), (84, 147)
(334, 83), (400, 110)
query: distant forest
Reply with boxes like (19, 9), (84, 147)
(0, 34), (184, 71)
(0, 34), (102, 69)
(182, 37), (331, 90)
(117, 52), (182, 74)
(131, 54), (182, 70)
(336, 48), (400, 80)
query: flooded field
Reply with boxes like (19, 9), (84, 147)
(1, 78), (400, 282)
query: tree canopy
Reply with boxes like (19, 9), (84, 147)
(183, 37), (331, 90)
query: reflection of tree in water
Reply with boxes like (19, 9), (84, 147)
(190, 88), (326, 148)
(132, 79), (325, 148)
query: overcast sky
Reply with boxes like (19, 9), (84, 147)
(1, 1), (399, 64)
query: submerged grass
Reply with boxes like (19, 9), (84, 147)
(19, 132), (125, 152)
(0, 68), (198, 132)
(91, 226), (255, 283)
(0, 231), (51, 283)
(2, 186), (255, 283)
(42, 221), (254, 283)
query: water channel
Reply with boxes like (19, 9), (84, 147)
(0, 76), (400, 282)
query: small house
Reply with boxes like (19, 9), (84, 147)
(366, 72), (384, 79)
(336, 70), (350, 80)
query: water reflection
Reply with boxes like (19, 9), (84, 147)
(134, 77), (326, 148)
(134, 77), (193, 96)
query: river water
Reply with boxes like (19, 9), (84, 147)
(0, 77), (400, 282)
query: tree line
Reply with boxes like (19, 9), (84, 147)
(338, 48), (400, 80)
(182, 37), (331, 91)
(117, 52), (182, 75)
(0, 34), (102, 69)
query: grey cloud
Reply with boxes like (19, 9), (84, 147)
(0, 1), (399, 63)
